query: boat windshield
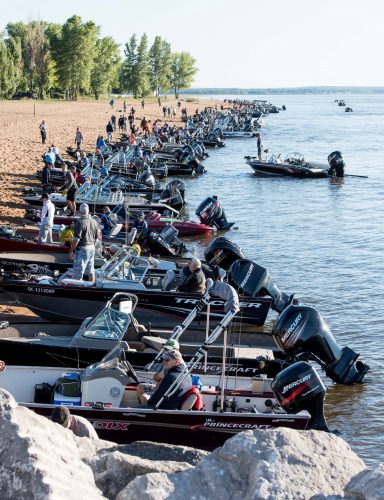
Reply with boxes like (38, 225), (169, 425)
(101, 247), (148, 283)
(285, 153), (305, 165)
(82, 307), (130, 340)
(81, 184), (112, 201)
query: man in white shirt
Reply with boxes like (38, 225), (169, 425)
(38, 192), (55, 244)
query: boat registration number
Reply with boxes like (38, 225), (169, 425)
(27, 287), (55, 294)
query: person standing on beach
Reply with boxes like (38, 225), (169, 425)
(110, 98), (114, 109)
(141, 99), (145, 109)
(75, 127), (83, 149)
(123, 100), (127, 112)
(111, 114), (116, 131)
(38, 192), (55, 244)
(106, 121), (113, 142)
(39, 120), (47, 144)
(255, 133), (263, 161)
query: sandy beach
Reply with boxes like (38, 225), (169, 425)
(0, 96), (221, 225)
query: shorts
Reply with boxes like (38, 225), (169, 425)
(141, 383), (156, 393)
(66, 188), (77, 202)
(73, 245), (95, 279)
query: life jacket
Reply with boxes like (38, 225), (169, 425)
(181, 386), (204, 411)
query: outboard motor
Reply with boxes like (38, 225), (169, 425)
(153, 163), (168, 179)
(271, 361), (329, 431)
(138, 167), (155, 187)
(195, 196), (234, 230)
(327, 151), (345, 177)
(204, 237), (245, 270)
(165, 180), (185, 201)
(272, 304), (369, 384)
(159, 184), (184, 212)
(228, 259), (292, 313)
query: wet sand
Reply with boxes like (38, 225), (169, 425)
(0, 96), (220, 225)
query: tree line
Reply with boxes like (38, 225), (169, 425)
(0, 15), (198, 100)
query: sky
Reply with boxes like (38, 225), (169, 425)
(1, 0), (382, 88)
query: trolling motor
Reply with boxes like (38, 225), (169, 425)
(328, 151), (345, 177)
(271, 361), (329, 431)
(272, 304), (369, 384)
(228, 259), (293, 313)
(196, 197), (234, 230)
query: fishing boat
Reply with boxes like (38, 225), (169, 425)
(245, 153), (329, 178)
(223, 131), (257, 138)
(0, 291), (331, 449)
(23, 181), (179, 215)
(0, 246), (273, 329)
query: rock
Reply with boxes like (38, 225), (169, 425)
(94, 450), (192, 499)
(0, 389), (104, 500)
(108, 441), (209, 466)
(344, 463), (384, 500)
(74, 437), (208, 498)
(118, 428), (366, 500)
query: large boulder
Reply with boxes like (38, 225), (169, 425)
(117, 428), (366, 500)
(344, 463), (384, 500)
(75, 437), (206, 499)
(0, 389), (104, 500)
(94, 450), (192, 499)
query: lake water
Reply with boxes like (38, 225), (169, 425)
(181, 94), (384, 466)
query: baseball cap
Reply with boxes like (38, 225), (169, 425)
(162, 350), (183, 361)
(190, 257), (201, 268)
(164, 339), (180, 350)
(40, 192), (49, 200)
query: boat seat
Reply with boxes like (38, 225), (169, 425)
(180, 393), (198, 410)
(61, 278), (96, 287)
(162, 270), (175, 291)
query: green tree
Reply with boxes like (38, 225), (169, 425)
(90, 36), (121, 99)
(149, 36), (172, 96)
(135, 33), (150, 97)
(121, 34), (138, 96)
(0, 34), (22, 98)
(169, 51), (198, 97)
(56, 15), (98, 100)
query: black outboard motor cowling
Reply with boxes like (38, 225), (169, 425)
(195, 197), (234, 230)
(159, 186), (184, 212)
(271, 361), (329, 431)
(328, 151), (345, 177)
(228, 259), (291, 313)
(272, 304), (369, 384)
(204, 237), (245, 270)
(138, 169), (155, 187)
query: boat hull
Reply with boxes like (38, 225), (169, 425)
(25, 403), (308, 449)
(247, 160), (328, 178)
(0, 281), (272, 330)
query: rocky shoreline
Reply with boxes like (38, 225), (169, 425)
(1, 389), (382, 500)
